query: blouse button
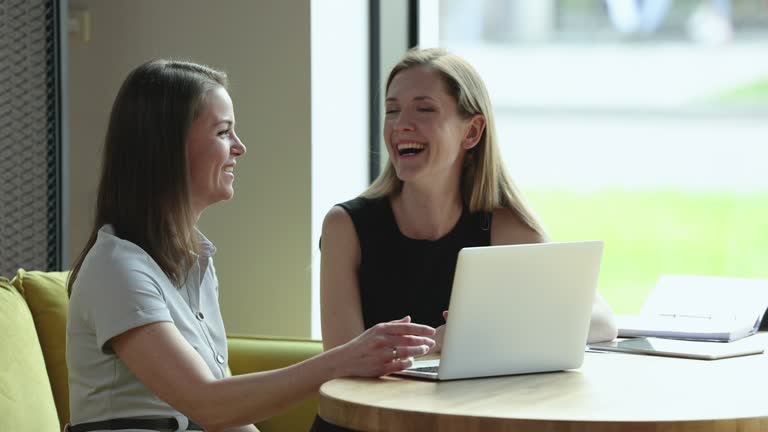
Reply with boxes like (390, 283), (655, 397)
(216, 354), (225, 364)
(196, 311), (205, 320)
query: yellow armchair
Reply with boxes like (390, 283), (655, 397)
(0, 270), (322, 432)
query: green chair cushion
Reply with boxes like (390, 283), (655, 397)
(12, 269), (71, 429)
(0, 276), (60, 431)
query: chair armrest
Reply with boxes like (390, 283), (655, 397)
(227, 335), (323, 432)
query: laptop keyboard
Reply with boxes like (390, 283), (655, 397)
(411, 366), (439, 373)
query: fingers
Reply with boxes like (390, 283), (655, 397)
(393, 344), (431, 360)
(375, 322), (436, 337)
(386, 335), (436, 348)
(427, 324), (446, 354)
(381, 357), (414, 375)
(342, 319), (438, 378)
(374, 342), (431, 363)
(368, 334), (435, 357)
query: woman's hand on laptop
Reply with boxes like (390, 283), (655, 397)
(330, 316), (436, 378)
(428, 311), (449, 354)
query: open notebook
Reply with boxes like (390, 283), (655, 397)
(589, 337), (765, 360)
(616, 275), (768, 342)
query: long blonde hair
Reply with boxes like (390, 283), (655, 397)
(362, 48), (547, 236)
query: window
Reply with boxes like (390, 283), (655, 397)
(436, 0), (768, 313)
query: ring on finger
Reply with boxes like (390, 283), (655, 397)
(392, 347), (399, 361)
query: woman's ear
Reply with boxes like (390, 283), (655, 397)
(462, 114), (486, 150)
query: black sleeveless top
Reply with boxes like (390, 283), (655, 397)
(338, 196), (491, 329)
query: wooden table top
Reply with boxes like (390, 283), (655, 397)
(319, 340), (768, 432)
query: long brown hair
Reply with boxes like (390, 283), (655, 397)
(68, 60), (228, 295)
(362, 48), (546, 237)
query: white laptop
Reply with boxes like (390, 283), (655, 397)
(395, 241), (604, 381)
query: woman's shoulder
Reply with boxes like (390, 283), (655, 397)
(332, 195), (391, 226)
(322, 205), (354, 234)
(75, 226), (167, 294)
(491, 208), (547, 245)
(322, 196), (391, 249)
(337, 195), (387, 214)
(85, 226), (155, 268)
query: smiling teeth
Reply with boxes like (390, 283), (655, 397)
(397, 143), (425, 151)
(223, 167), (234, 173)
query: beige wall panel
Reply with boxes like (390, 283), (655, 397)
(68, 0), (312, 337)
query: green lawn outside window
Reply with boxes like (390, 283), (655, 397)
(526, 189), (768, 313)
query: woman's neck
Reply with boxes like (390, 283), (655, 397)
(392, 179), (463, 241)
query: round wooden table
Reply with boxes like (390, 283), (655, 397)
(319, 348), (768, 431)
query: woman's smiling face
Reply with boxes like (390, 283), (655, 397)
(186, 86), (246, 217)
(383, 65), (476, 184)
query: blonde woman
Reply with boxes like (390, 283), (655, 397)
(314, 48), (617, 431)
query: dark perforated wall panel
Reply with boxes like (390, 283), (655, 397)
(0, 0), (64, 275)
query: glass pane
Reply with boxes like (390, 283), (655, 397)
(439, 0), (768, 313)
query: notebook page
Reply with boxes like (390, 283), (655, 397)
(641, 275), (768, 321)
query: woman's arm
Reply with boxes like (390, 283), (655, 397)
(112, 319), (434, 432)
(319, 206), (366, 350)
(586, 294), (619, 343)
(490, 208), (617, 342)
(490, 208), (549, 246)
